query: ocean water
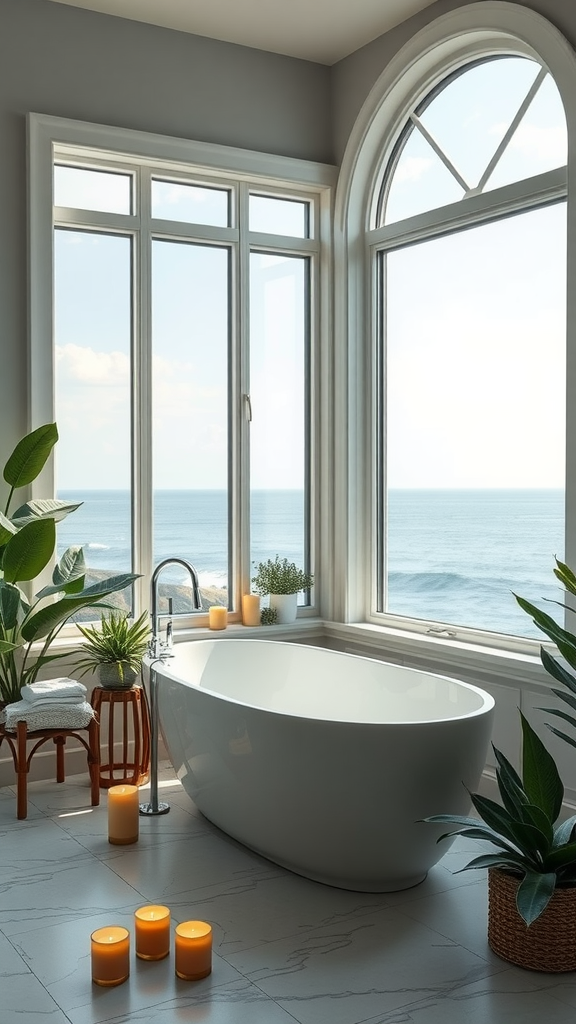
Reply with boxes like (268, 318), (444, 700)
(56, 488), (564, 639)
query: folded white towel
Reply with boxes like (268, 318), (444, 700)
(21, 678), (87, 703)
(4, 700), (95, 733)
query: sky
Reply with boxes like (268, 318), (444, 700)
(53, 54), (567, 493)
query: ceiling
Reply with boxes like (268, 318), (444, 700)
(46, 0), (440, 65)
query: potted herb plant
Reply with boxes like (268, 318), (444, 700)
(0, 423), (139, 704)
(426, 711), (576, 971)
(74, 610), (151, 689)
(251, 555), (314, 624)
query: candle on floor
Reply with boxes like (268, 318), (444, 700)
(241, 594), (261, 626)
(91, 926), (130, 986)
(208, 605), (228, 630)
(108, 784), (139, 845)
(135, 905), (171, 960)
(175, 920), (212, 980)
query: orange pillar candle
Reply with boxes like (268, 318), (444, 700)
(208, 605), (227, 630)
(91, 926), (130, 986)
(108, 784), (139, 845)
(175, 920), (212, 980)
(242, 594), (260, 626)
(135, 905), (171, 960)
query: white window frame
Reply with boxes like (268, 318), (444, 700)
(28, 113), (336, 627)
(333, 2), (576, 674)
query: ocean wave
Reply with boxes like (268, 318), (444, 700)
(388, 571), (513, 595)
(85, 542), (111, 551)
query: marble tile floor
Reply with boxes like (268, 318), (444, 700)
(2, 765), (576, 1024)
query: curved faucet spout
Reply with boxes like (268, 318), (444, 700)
(150, 556), (202, 653)
(141, 555), (202, 819)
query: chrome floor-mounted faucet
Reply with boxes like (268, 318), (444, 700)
(140, 557), (203, 817)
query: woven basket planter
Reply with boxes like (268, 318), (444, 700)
(488, 868), (576, 972)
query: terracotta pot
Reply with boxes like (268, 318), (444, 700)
(488, 867), (576, 972)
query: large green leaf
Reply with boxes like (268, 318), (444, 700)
(3, 423), (58, 489)
(493, 746), (526, 818)
(541, 707), (576, 732)
(553, 558), (576, 597)
(0, 639), (18, 654)
(456, 853), (527, 873)
(553, 814), (576, 846)
(469, 791), (547, 858)
(548, 688), (576, 714)
(10, 498), (83, 527)
(36, 546), (87, 598)
(2, 519), (56, 583)
(0, 510), (18, 547)
(540, 647), (576, 696)
(520, 712), (564, 821)
(544, 841), (576, 871)
(516, 870), (556, 926)
(515, 595), (576, 669)
(21, 572), (139, 641)
(0, 581), (23, 630)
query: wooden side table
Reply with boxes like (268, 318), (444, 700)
(91, 685), (151, 789)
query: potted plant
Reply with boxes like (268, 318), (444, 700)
(0, 423), (139, 704)
(425, 711), (576, 971)
(515, 557), (576, 750)
(74, 610), (151, 689)
(251, 555), (314, 624)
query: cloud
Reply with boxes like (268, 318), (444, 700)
(394, 156), (434, 184)
(490, 121), (567, 166)
(56, 343), (130, 386)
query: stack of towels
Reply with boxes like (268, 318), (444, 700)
(4, 678), (96, 733)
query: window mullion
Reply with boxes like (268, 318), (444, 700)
(132, 166), (153, 616)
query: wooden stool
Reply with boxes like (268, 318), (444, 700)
(0, 718), (100, 820)
(91, 685), (151, 789)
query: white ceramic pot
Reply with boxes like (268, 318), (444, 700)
(269, 592), (298, 624)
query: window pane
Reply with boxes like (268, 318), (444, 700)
(382, 203), (566, 637)
(152, 240), (230, 612)
(384, 127), (464, 225)
(486, 74), (567, 191)
(418, 57), (541, 190)
(249, 253), (309, 599)
(151, 179), (230, 227)
(250, 195), (309, 237)
(54, 165), (132, 214)
(54, 229), (133, 615)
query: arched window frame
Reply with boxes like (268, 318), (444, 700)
(334, 2), (576, 658)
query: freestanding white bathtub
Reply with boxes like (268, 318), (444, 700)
(151, 638), (494, 892)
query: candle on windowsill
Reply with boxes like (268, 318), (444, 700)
(108, 784), (139, 845)
(135, 905), (171, 960)
(175, 920), (212, 980)
(91, 926), (130, 986)
(208, 605), (228, 630)
(241, 594), (260, 626)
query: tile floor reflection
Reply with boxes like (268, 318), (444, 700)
(1, 763), (576, 1024)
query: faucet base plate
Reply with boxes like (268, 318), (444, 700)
(139, 801), (170, 816)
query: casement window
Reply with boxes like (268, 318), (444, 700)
(336, 2), (576, 654)
(373, 54), (567, 641)
(30, 117), (333, 625)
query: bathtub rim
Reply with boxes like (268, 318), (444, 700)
(146, 637), (495, 727)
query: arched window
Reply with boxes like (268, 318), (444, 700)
(336, 3), (576, 648)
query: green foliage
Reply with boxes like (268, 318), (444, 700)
(260, 606), (278, 625)
(0, 424), (140, 703)
(251, 555), (314, 596)
(425, 712), (576, 926)
(514, 557), (576, 750)
(74, 610), (150, 682)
